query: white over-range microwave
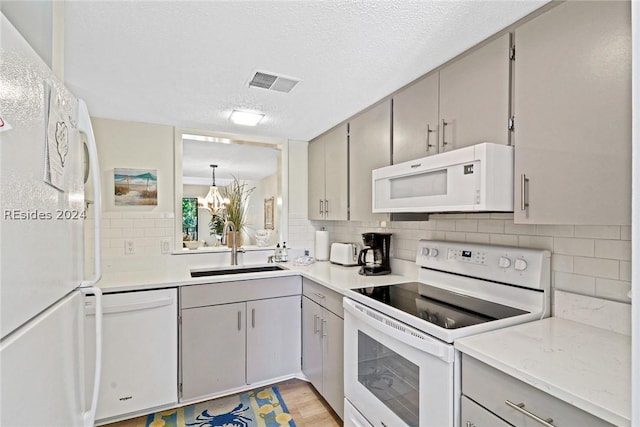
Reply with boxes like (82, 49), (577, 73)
(372, 142), (513, 213)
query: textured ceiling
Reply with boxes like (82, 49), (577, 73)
(64, 0), (548, 142)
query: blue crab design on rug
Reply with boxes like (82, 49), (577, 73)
(145, 386), (295, 427)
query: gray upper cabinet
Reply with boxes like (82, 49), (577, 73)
(513, 1), (631, 225)
(308, 123), (348, 221)
(392, 73), (439, 164)
(439, 33), (511, 152)
(349, 100), (391, 222)
(391, 33), (510, 164)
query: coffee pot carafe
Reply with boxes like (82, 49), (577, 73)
(357, 232), (392, 276)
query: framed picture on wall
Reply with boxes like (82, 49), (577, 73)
(114, 168), (157, 206)
(264, 197), (275, 230)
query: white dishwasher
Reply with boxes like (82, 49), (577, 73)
(85, 288), (178, 421)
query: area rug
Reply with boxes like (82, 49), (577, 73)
(145, 386), (296, 427)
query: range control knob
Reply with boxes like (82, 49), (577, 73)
(498, 256), (512, 268)
(421, 247), (430, 256)
(429, 248), (439, 257)
(514, 259), (528, 271)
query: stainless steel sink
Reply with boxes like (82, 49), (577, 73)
(190, 264), (286, 278)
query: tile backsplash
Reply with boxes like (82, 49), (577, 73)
(91, 210), (631, 307)
(298, 213), (631, 305)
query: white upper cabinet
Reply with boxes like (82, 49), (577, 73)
(513, 1), (631, 225)
(439, 33), (511, 152)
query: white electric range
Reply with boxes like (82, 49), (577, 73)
(342, 239), (550, 427)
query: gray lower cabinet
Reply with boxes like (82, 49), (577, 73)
(461, 396), (511, 427)
(179, 277), (301, 401)
(301, 278), (344, 419)
(461, 355), (614, 427)
(513, 0), (631, 224)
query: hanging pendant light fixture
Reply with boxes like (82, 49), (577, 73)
(201, 164), (225, 214)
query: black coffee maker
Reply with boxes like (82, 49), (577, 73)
(358, 232), (392, 276)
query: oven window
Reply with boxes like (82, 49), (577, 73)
(357, 331), (419, 426)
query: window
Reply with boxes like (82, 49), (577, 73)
(182, 198), (198, 241)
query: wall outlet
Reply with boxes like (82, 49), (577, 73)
(161, 239), (171, 254)
(125, 239), (135, 255)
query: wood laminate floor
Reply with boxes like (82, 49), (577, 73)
(104, 379), (342, 427)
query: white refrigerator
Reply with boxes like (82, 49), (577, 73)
(0, 13), (104, 427)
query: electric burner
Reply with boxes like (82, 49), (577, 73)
(353, 282), (528, 329)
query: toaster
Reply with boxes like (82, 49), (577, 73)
(330, 242), (360, 266)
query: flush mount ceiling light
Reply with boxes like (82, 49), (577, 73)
(199, 164), (226, 214)
(229, 110), (264, 126)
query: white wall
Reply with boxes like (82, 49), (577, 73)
(91, 118), (176, 268)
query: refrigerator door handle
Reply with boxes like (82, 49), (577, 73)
(82, 286), (103, 427)
(78, 99), (102, 288)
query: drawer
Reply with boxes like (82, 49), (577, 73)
(181, 276), (301, 309)
(462, 355), (614, 427)
(461, 396), (511, 427)
(302, 278), (343, 318)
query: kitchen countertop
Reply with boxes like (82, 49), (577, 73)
(97, 259), (413, 295)
(455, 317), (631, 427)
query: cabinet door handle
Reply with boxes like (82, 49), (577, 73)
(441, 118), (449, 149)
(237, 311), (242, 331)
(319, 199), (324, 215)
(505, 400), (555, 427)
(312, 292), (326, 299)
(251, 308), (255, 328)
(520, 174), (530, 211)
(313, 314), (319, 334)
(425, 124), (435, 152)
(324, 199), (329, 214)
(321, 319), (327, 337)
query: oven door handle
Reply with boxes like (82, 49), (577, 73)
(344, 299), (453, 363)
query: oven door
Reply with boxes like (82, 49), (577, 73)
(343, 298), (455, 427)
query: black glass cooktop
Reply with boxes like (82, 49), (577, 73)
(353, 282), (528, 329)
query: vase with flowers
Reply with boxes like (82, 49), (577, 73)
(220, 176), (255, 247)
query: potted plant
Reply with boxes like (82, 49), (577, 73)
(221, 176), (255, 247)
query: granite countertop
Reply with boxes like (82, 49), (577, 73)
(455, 317), (631, 426)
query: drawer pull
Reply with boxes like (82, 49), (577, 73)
(505, 400), (555, 427)
(312, 292), (326, 299)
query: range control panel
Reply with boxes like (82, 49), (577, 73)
(416, 240), (550, 290)
(446, 248), (487, 265)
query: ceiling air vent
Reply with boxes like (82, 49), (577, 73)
(248, 71), (300, 93)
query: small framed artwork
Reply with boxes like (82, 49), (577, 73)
(264, 197), (275, 230)
(114, 168), (158, 206)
